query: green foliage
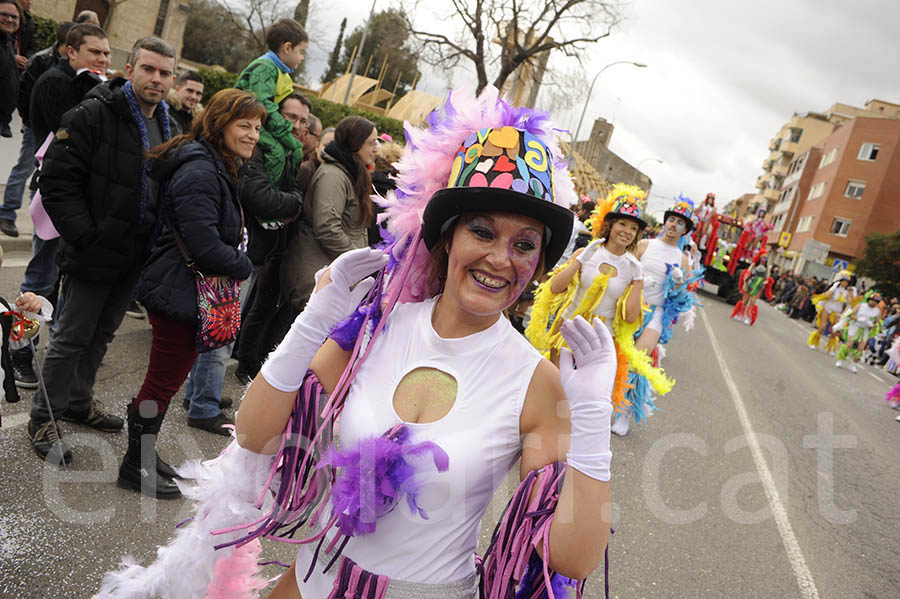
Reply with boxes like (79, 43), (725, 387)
(309, 95), (405, 141)
(32, 15), (59, 51)
(854, 229), (900, 297)
(182, 0), (258, 73)
(333, 9), (419, 102)
(197, 68), (238, 103)
(321, 17), (347, 84)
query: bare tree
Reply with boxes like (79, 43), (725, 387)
(214, 0), (295, 55)
(405, 0), (623, 94)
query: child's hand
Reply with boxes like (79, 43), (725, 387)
(15, 292), (43, 314)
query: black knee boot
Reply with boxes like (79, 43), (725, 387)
(117, 401), (181, 499)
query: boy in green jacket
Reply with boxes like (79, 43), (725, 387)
(235, 17), (308, 184)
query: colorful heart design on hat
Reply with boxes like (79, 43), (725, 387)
(445, 126), (556, 202)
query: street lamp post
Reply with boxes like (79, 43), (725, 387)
(343, 0), (378, 106)
(573, 61), (647, 145)
(632, 157), (662, 185)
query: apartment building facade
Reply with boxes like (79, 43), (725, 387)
(754, 112), (835, 214)
(769, 146), (822, 243)
(785, 116), (900, 273)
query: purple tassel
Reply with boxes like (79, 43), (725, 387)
(318, 424), (450, 537)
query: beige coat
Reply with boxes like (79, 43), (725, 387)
(280, 156), (369, 310)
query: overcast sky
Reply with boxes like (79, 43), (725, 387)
(303, 0), (900, 218)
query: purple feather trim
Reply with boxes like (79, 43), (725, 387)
(318, 424), (450, 537)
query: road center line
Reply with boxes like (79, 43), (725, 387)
(700, 308), (820, 599)
(864, 369), (884, 383)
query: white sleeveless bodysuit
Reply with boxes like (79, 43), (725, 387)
(296, 297), (543, 593)
(641, 238), (685, 306)
(563, 245), (639, 330)
(824, 282), (853, 315)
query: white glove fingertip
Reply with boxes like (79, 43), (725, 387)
(559, 347), (574, 378)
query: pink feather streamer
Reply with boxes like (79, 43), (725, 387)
(205, 540), (269, 599)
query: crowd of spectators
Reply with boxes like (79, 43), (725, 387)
(1, 11), (406, 498)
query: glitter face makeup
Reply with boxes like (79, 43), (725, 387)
(443, 212), (544, 321)
(664, 215), (686, 240)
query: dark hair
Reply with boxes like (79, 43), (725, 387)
(265, 17), (307, 52)
(334, 115), (375, 227)
(176, 70), (203, 86)
(55, 21), (74, 46)
(598, 215), (643, 252)
(65, 23), (106, 51)
(425, 221), (547, 300)
(127, 36), (174, 68)
(149, 89), (266, 182)
(280, 92), (312, 112)
(0, 0), (20, 15)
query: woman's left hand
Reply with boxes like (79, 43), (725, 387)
(558, 316), (615, 481)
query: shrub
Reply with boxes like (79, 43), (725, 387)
(308, 96), (405, 141)
(32, 15), (59, 51)
(197, 67), (238, 103)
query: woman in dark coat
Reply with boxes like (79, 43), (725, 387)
(116, 89), (263, 499)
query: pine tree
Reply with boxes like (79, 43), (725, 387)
(321, 17), (347, 83)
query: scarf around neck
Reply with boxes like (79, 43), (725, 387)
(263, 50), (293, 74)
(123, 80), (172, 224)
(323, 141), (360, 181)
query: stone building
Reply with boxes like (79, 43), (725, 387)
(36, 0), (190, 68)
(574, 117), (651, 193)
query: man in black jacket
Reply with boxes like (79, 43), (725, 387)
(167, 69), (203, 134)
(26, 37), (176, 467)
(232, 94), (305, 383)
(6, 24), (108, 388)
(0, 0), (20, 137)
(0, 21), (72, 238)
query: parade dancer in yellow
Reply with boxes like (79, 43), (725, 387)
(527, 184), (673, 416)
(808, 271), (855, 354)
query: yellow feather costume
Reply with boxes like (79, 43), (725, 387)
(526, 265), (673, 414)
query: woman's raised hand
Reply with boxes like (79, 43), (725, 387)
(558, 316), (615, 481)
(260, 248), (388, 393)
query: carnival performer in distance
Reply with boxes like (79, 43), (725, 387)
(730, 249), (773, 326)
(835, 290), (884, 374)
(807, 271), (856, 354)
(96, 87), (618, 599)
(611, 196), (700, 437)
(527, 184), (673, 420)
(693, 192), (716, 246)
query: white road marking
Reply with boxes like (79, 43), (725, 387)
(700, 308), (821, 599)
(0, 411), (30, 429)
(864, 369), (885, 383)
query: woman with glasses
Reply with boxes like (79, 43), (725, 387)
(275, 115), (377, 343)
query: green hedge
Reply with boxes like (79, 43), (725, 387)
(308, 95), (405, 141)
(196, 67), (405, 141)
(33, 15), (59, 51)
(197, 67), (238, 102)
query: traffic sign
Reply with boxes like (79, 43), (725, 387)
(831, 259), (848, 271)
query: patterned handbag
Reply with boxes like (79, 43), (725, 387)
(171, 227), (242, 353)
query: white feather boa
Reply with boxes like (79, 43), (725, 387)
(94, 441), (276, 599)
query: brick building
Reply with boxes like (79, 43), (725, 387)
(37, 0), (190, 68)
(574, 117), (652, 193)
(783, 116), (900, 274)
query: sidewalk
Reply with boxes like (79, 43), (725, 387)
(0, 111), (39, 255)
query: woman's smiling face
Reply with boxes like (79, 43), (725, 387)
(444, 211), (544, 318)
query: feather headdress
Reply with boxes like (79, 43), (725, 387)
(377, 86), (576, 303)
(588, 183), (648, 239)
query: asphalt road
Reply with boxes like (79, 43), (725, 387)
(0, 249), (898, 598)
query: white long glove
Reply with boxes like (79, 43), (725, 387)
(671, 265), (684, 285)
(624, 251), (644, 281)
(559, 316), (616, 481)
(260, 248), (389, 392)
(576, 238), (604, 265)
